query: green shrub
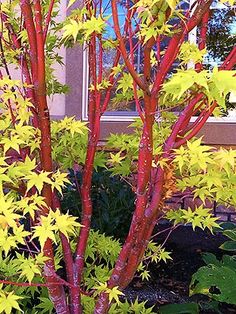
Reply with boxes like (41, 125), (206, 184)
(61, 168), (135, 240)
(190, 222), (236, 305)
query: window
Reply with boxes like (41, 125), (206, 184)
(64, 0), (236, 145)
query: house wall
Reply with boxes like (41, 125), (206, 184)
(47, 0), (67, 117)
(51, 1), (236, 147)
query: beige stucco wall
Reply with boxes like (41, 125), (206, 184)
(47, 1), (67, 116)
(1, 1), (66, 117)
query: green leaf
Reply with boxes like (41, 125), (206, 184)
(83, 15), (107, 40)
(223, 229), (236, 241)
(35, 297), (54, 314)
(107, 286), (124, 304)
(26, 171), (52, 193)
(140, 270), (151, 281)
(62, 20), (82, 42)
(191, 264), (236, 304)
(117, 73), (133, 93)
(0, 292), (23, 314)
(32, 212), (57, 248)
(220, 222), (236, 231)
(159, 303), (199, 314)
(108, 152), (125, 164)
(202, 253), (221, 266)
(220, 240), (236, 251)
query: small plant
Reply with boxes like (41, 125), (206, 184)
(190, 222), (236, 305)
(61, 168), (135, 240)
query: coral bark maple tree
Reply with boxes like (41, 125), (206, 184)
(0, 0), (236, 313)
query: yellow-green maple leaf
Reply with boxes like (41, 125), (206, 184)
(12, 225), (31, 246)
(51, 170), (70, 195)
(17, 195), (47, 219)
(62, 20), (83, 42)
(0, 292), (22, 314)
(108, 152), (125, 164)
(17, 256), (42, 283)
(107, 286), (124, 304)
(32, 213), (57, 248)
(0, 230), (18, 255)
(26, 171), (52, 193)
(52, 209), (82, 238)
(0, 135), (24, 154)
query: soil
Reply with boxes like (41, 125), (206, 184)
(123, 224), (236, 313)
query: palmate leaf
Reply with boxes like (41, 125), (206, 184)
(107, 286), (124, 304)
(35, 297), (54, 314)
(52, 209), (82, 239)
(179, 42), (206, 64)
(108, 152), (125, 164)
(17, 195), (47, 219)
(117, 73), (133, 94)
(94, 283), (124, 304)
(94, 152), (107, 171)
(109, 158), (132, 176)
(32, 213), (57, 248)
(211, 68), (236, 95)
(25, 171), (52, 193)
(166, 206), (219, 232)
(214, 148), (236, 170)
(0, 291), (23, 314)
(13, 252), (48, 283)
(51, 170), (70, 195)
(62, 20), (83, 42)
(0, 230), (18, 255)
(0, 226), (30, 255)
(0, 135), (24, 154)
(18, 260), (41, 283)
(83, 15), (107, 40)
(162, 70), (209, 100)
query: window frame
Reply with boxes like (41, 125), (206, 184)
(81, 1), (236, 120)
(64, 0), (236, 145)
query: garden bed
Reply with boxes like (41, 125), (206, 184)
(123, 225), (236, 313)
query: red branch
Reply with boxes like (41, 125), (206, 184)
(111, 1), (148, 91)
(20, 1), (69, 312)
(43, 0), (55, 43)
(196, 9), (210, 71)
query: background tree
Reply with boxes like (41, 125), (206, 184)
(206, 5), (236, 64)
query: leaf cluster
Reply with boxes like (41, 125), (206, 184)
(174, 139), (236, 206)
(190, 222), (236, 305)
(61, 168), (135, 240)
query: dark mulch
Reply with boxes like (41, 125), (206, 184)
(123, 225), (236, 313)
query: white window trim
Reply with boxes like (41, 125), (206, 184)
(81, 1), (236, 123)
(82, 45), (236, 123)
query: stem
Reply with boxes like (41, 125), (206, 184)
(43, 0), (55, 43)
(195, 10), (210, 71)
(20, 2), (69, 312)
(94, 2), (216, 312)
(1, 10), (38, 126)
(0, 280), (72, 288)
(74, 8), (102, 309)
(111, 0), (148, 91)
(20, 1), (38, 84)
